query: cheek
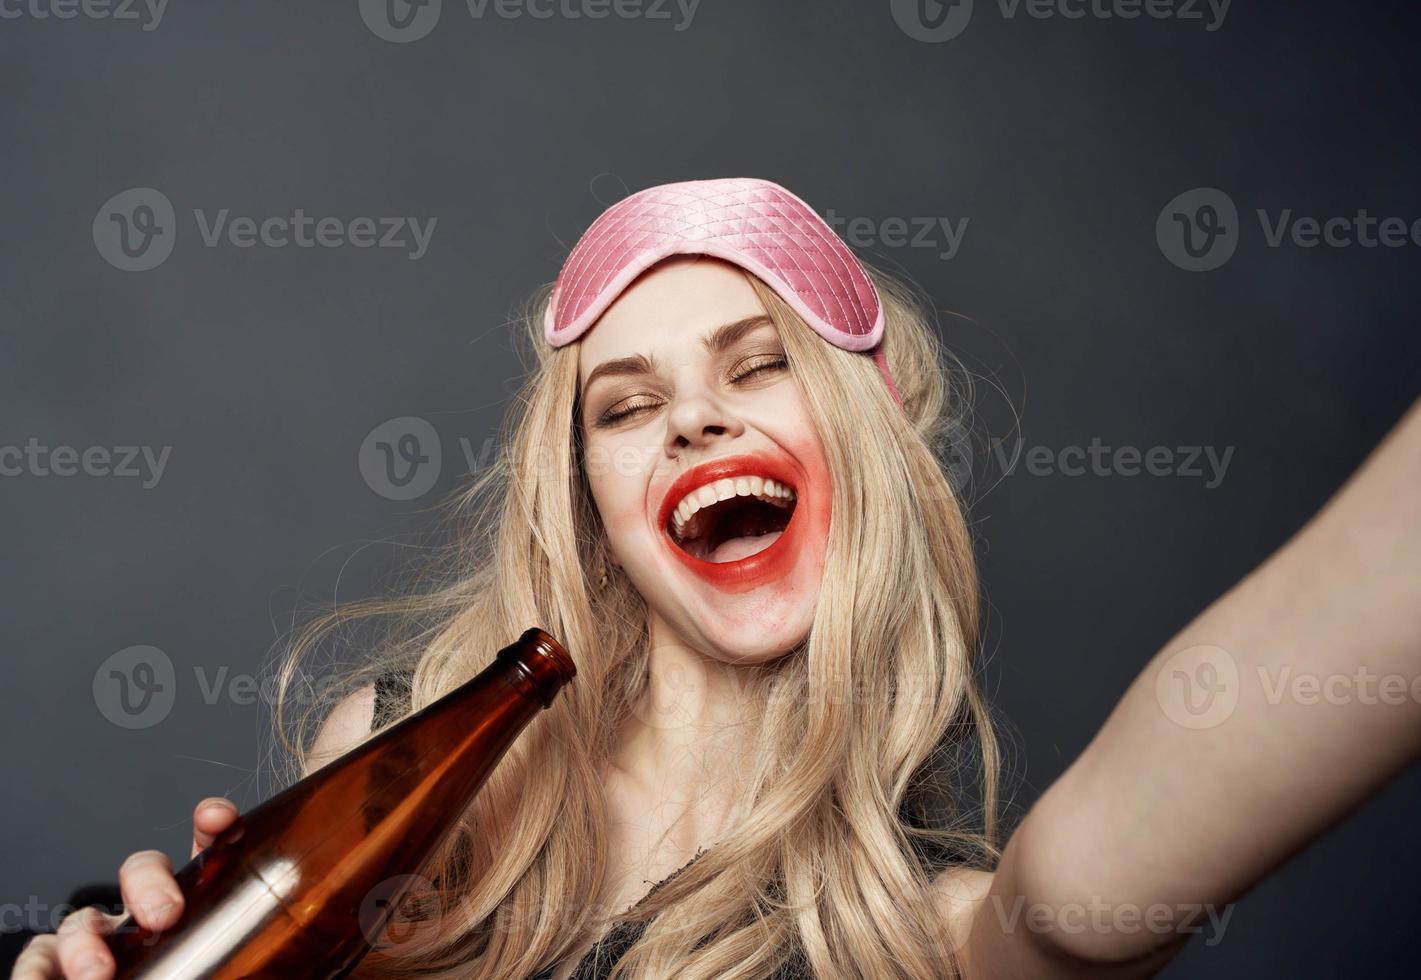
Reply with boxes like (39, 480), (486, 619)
(586, 442), (656, 548)
(779, 408), (833, 530)
(601, 496), (648, 549)
(796, 448), (834, 572)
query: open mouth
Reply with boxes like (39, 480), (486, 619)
(665, 475), (798, 564)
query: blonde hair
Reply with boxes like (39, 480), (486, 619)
(274, 261), (999, 978)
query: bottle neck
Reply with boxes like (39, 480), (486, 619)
(497, 627), (576, 708)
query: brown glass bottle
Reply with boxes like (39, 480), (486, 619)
(105, 627), (576, 979)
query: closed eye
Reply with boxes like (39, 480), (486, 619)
(729, 354), (788, 383)
(595, 397), (660, 427)
(592, 354), (788, 428)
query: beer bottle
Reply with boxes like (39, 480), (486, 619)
(105, 627), (576, 978)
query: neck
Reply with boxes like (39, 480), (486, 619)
(610, 611), (768, 850)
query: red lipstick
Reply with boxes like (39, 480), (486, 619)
(656, 451), (810, 594)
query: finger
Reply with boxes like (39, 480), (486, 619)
(11, 933), (61, 980)
(191, 797), (239, 858)
(55, 906), (115, 980)
(117, 850), (183, 933)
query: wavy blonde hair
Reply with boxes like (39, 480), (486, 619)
(274, 260), (999, 978)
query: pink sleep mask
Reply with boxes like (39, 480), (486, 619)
(543, 177), (902, 404)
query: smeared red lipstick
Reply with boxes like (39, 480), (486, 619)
(657, 452), (810, 594)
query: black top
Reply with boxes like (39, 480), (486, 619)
(525, 846), (763, 980)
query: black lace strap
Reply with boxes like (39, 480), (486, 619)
(531, 848), (811, 978)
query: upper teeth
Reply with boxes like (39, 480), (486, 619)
(670, 476), (795, 533)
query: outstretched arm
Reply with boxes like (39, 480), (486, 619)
(960, 398), (1421, 977)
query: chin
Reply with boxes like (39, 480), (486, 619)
(618, 538), (824, 664)
(697, 604), (816, 666)
(643, 551), (820, 666)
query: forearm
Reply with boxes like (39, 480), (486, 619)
(985, 398), (1421, 967)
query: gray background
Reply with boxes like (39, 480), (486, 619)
(3, 0), (1420, 975)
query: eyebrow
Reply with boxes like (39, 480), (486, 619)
(581, 314), (775, 392)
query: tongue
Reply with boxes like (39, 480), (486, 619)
(705, 530), (783, 564)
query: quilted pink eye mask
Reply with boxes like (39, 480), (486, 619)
(543, 177), (902, 405)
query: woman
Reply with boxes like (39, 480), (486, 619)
(17, 178), (1421, 979)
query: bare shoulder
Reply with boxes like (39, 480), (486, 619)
(932, 865), (994, 905)
(306, 684), (376, 771)
(930, 866), (995, 964)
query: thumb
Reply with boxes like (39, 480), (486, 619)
(191, 798), (240, 859)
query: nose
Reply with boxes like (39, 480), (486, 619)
(663, 388), (745, 457)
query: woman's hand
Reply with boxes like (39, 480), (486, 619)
(11, 798), (240, 980)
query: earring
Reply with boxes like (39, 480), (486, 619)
(597, 559), (609, 590)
